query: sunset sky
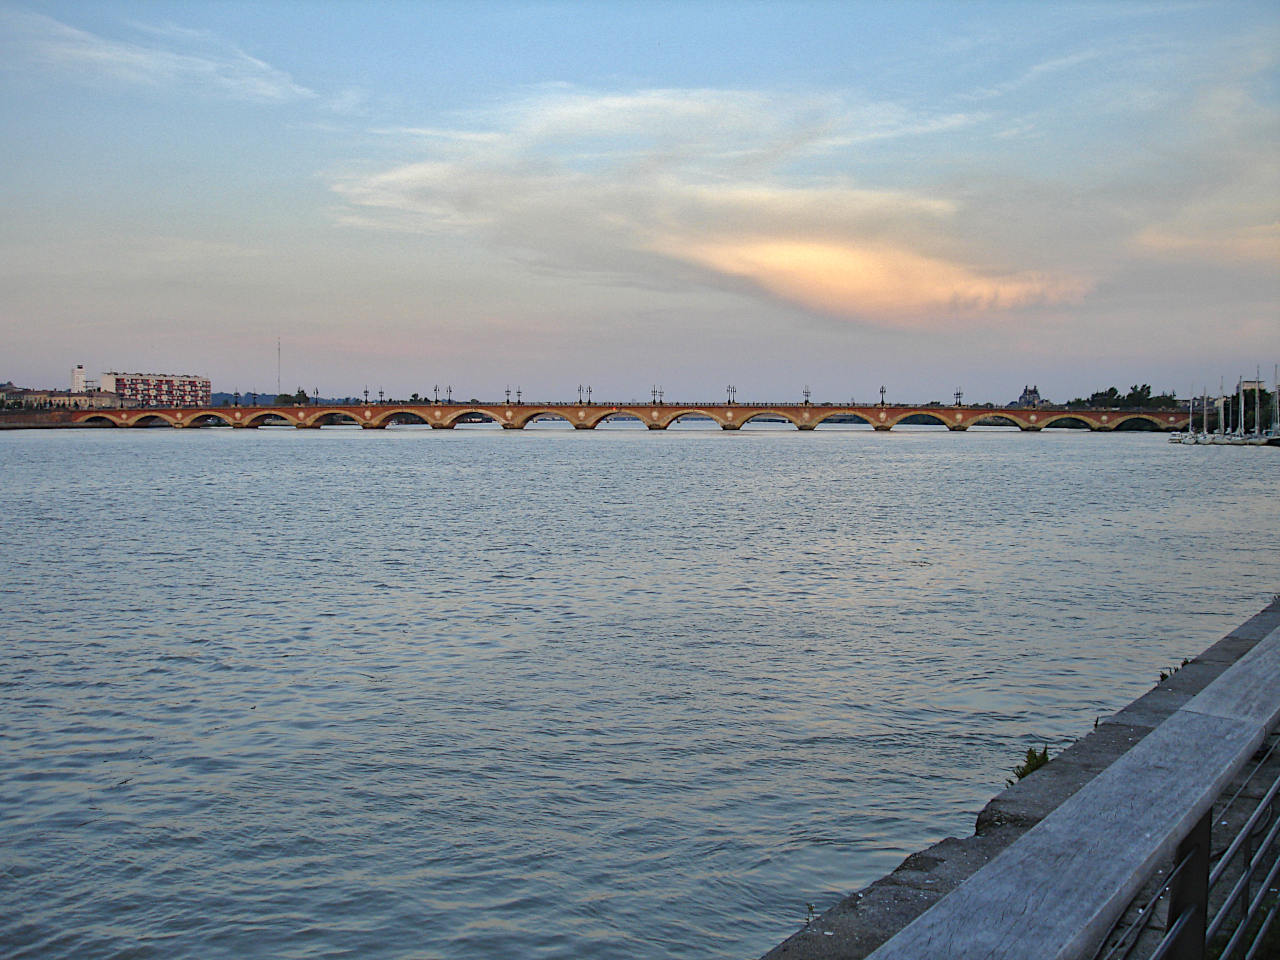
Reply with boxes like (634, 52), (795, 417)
(2, 1), (1277, 403)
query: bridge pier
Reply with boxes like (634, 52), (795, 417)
(873, 425), (892, 432)
(948, 424), (969, 431)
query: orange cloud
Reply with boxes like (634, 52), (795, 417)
(655, 238), (1089, 322)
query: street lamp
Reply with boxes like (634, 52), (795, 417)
(586, 385), (592, 404)
(803, 385), (811, 405)
(378, 388), (384, 404)
(446, 384), (453, 403)
(516, 386), (522, 404)
(726, 384), (737, 404)
(233, 391), (240, 407)
(505, 386), (511, 404)
(954, 388), (964, 406)
(364, 387), (370, 404)
(577, 384), (584, 404)
(880, 385), (886, 406)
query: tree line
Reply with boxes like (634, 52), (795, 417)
(1065, 385), (1179, 410)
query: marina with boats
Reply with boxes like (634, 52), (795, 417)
(1170, 366), (1280, 445)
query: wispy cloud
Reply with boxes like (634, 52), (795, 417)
(2, 9), (314, 103)
(332, 86), (1081, 326)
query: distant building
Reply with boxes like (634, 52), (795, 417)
(100, 372), (211, 407)
(1011, 385), (1045, 408)
(71, 364), (94, 393)
(7, 388), (120, 409)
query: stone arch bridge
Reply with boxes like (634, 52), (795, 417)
(72, 403), (1188, 432)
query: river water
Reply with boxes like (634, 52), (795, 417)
(2, 424), (1276, 959)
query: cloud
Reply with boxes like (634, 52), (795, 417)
(655, 239), (1087, 320)
(332, 86), (1087, 325)
(2, 9), (314, 103)
(1127, 54), (1280, 268)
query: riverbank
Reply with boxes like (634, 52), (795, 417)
(0, 409), (79, 428)
(762, 596), (1280, 959)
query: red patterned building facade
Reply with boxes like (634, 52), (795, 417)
(99, 372), (211, 407)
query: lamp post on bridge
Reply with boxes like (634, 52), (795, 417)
(577, 384), (584, 405)
(652, 385), (660, 405)
(516, 386), (522, 404)
(955, 387), (963, 406)
(446, 385), (453, 403)
(880, 385), (886, 406)
(803, 385), (811, 405)
(727, 384), (737, 404)
(378, 388), (384, 404)
(505, 386), (511, 404)
(233, 391), (240, 407)
(586, 385), (592, 404)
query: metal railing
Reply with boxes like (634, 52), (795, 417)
(864, 621), (1280, 960)
(1096, 731), (1280, 960)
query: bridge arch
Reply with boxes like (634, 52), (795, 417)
(523, 409), (580, 429)
(130, 412), (180, 427)
(737, 409), (803, 429)
(81, 414), (120, 427)
(663, 408), (730, 429)
(442, 407), (505, 428)
(1040, 415), (1093, 431)
(893, 412), (951, 429)
(813, 411), (873, 428)
(372, 408), (431, 427)
(970, 413), (1025, 429)
(311, 410), (363, 427)
(585, 408), (649, 429)
(243, 410), (300, 428)
(186, 412), (235, 427)
(1112, 413), (1166, 431)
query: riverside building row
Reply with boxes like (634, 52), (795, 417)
(3, 366), (211, 409)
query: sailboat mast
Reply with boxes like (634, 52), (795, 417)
(1254, 366), (1261, 438)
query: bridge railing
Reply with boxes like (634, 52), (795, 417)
(863, 622), (1280, 960)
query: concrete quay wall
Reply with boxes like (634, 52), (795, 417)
(761, 596), (1280, 960)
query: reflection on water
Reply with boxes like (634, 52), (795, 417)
(1, 428), (1276, 959)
